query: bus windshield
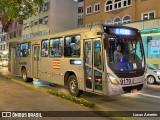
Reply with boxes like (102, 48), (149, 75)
(105, 35), (145, 72)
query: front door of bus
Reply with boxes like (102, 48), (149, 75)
(84, 38), (103, 93)
(33, 45), (40, 78)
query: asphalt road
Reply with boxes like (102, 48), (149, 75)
(0, 66), (160, 120)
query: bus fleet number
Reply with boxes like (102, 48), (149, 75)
(120, 79), (134, 85)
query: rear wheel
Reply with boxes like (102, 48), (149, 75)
(67, 75), (82, 97)
(147, 75), (156, 84)
(21, 69), (29, 82)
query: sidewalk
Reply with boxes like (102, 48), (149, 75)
(0, 76), (112, 120)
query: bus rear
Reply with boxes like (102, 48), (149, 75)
(103, 25), (146, 95)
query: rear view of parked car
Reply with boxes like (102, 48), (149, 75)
(0, 58), (8, 67)
(147, 63), (160, 84)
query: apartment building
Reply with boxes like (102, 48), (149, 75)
(84, 0), (160, 67)
(0, 21), (7, 58)
(22, 0), (78, 40)
(77, 0), (84, 27)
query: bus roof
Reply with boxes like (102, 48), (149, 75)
(9, 24), (139, 43)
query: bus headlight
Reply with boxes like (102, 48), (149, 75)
(154, 71), (160, 75)
(107, 74), (119, 85)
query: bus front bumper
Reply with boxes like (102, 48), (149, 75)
(107, 80), (147, 96)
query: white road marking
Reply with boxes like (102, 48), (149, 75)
(138, 93), (160, 99)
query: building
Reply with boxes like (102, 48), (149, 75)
(84, 0), (160, 67)
(22, 0), (78, 40)
(77, 0), (84, 27)
(0, 21), (7, 58)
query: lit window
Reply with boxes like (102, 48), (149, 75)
(105, 0), (112, 11)
(94, 3), (100, 13)
(49, 38), (63, 57)
(86, 5), (92, 15)
(142, 11), (155, 20)
(41, 39), (49, 57)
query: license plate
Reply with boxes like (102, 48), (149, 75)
(120, 78), (135, 85)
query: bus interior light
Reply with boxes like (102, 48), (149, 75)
(70, 60), (82, 65)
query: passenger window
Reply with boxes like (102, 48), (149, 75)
(64, 35), (80, 57)
(20, 43), (31, 57)
(41, 39), (49, 57)
(49, 38), (63, 57)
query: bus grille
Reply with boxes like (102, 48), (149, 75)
(116, 71), (144, 78)
(122, 84), (143, 93)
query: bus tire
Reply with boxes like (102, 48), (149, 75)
(21, 69), (28, 82)
(67, 75), (82, 97)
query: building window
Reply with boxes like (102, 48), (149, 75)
(142, 11), (155, 20)
(39, 18), (43, 24)
(30, 33), (33, 38)
(113, 17), (121, 25)
(106, 0), (112, 11)
(122, 15), (131, 24)
(78, 7), (83, 13)
(49, 38), (63, 57)
(39, 6), (43, 12)
(44, 30), (49, 35)
(86, 5), (92, 15)
(41, 39), (49, 57)
(94, 3), (100, 13)
(44, 16), (48, 24)
(123, 0), (131, 6)
(30, 21), (33, 27)
(105, 19), (112, 25)
(44, 2), (49, 11)
(114, 0), (121, 9)
(35, 19), (39, 25)
(78, 15), (83, 26)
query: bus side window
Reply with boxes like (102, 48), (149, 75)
(49, 38), (63, 57)
(64, 35), (80, 57)
(41, 39), (49, 57)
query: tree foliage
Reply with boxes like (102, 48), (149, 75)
(0, 0), (43, 31)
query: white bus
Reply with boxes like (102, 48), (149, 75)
(8, 25), (147, 96)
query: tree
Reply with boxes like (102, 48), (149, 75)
(0, 0), (43, 32)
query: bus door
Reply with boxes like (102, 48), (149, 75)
(84, 38), (103, 93)
(10, 47), (16, 74)
(33, 45), (40, 78)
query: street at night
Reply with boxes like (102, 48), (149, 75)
(0, 66), (160, 120)
(0, 0), (160, 120)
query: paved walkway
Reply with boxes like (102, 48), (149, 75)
(0, 76), (112, 120)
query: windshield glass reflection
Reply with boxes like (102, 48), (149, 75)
(105, 36), (145, 72)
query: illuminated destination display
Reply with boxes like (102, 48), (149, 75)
(115, 28), (131, 35)
(103, 26), (137, 36)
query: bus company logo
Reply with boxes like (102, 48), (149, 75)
(53, 59), (60, 70)
(2, 112), (11, 117)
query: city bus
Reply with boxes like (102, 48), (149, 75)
(8, 25), (147, 96)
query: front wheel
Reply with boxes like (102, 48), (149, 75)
(147, 75), (156, 84)
(21, 69), (29, 82)
(67, 75), (82, 97)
